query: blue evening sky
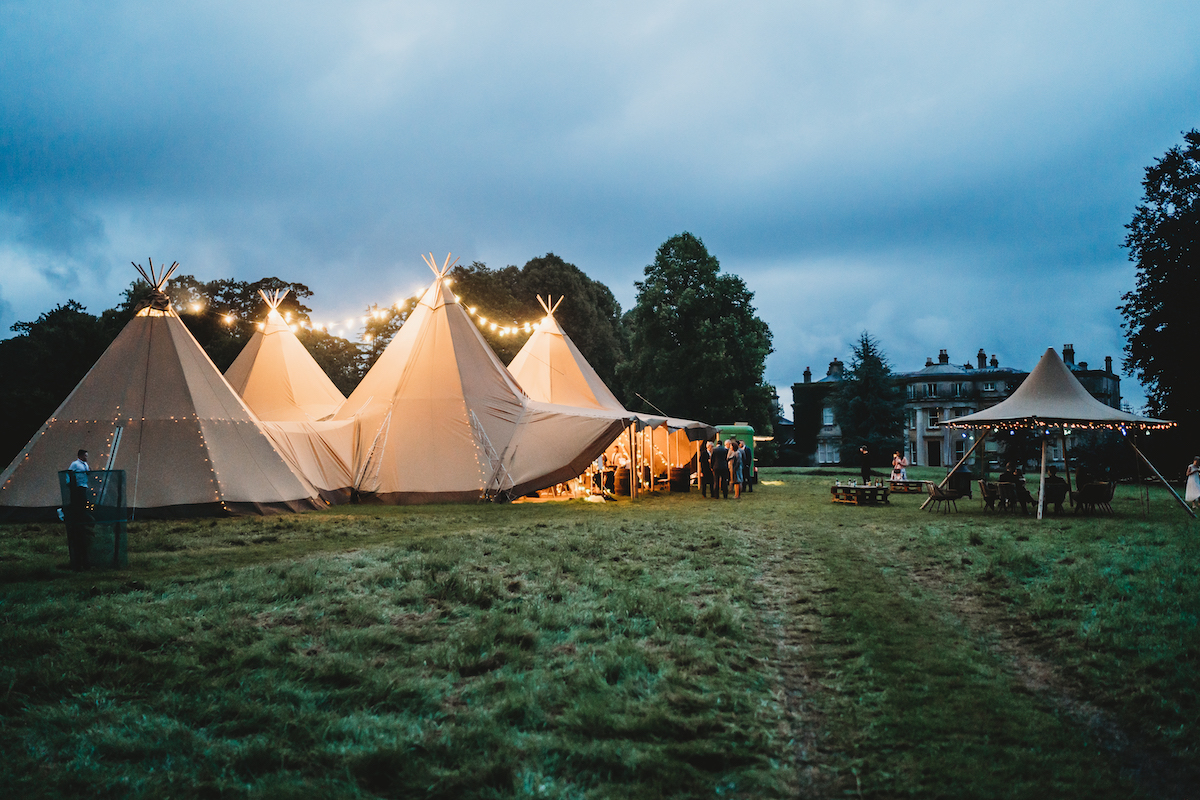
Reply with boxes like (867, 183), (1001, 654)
(3, 2), (1199, 412)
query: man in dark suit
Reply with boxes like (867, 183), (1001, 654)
(711, 439), (729, 499)
(699, 441), (715, 497)
(859, 445), (871, 484)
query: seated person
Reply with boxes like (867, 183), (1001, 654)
(1043, 466), (1068, 513)
(997, 462), (1029, 513)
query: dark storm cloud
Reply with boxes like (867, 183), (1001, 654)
(2, 1), (1199, 409)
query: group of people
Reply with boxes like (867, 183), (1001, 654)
(698, 438), (752, 499)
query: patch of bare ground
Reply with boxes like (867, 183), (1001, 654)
(751, 533), (848, 798)
(900, 560), (1200, 800)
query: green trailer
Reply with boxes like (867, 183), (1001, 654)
(715, 423), (757, 485)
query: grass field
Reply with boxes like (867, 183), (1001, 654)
(2, 467), (1197, 798)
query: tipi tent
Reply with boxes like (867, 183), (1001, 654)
(507, 295), (627, 412)
(225, 289), (345, 422)
(938, 347), (1183, 518)
(0, 262), (326, 519)
(507, 295), (715, 492)
(224, 289), (357, 503)
(335, 256), (634, 503)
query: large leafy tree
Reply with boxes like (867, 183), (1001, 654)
(0, 302), (120, 466)
(1119, 129), (1200, 456)
(832, 332), (904, 464)
(618, 232), (775, 431)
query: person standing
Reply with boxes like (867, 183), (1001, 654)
(890, 451), (908, 481)
(711, 439), (729, 499)
(742, 441), (753, 493)
(699, 442), (715, 497)
(859, 445), (871, 484)
(1186, 456), (1200, 510)
(730, 441), (743, 499)
(64, 449), (92, 571)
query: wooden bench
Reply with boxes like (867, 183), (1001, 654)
(889, 480), (926, 494)
(831, 485), (890, 505)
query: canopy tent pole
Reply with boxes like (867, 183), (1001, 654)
(920, 429), (990, 510)
(1061, 430), (1073, 506)
(1037, 437), (1048, 520)
(1125, 436), (1196, 519)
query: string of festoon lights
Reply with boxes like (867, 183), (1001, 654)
(174, 278), (550, 344)
(305, 278), (549, 343)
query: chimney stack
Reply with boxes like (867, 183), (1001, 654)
(803, 367), (812, 384)
(1079, 362), (1088, 370)
(828, 358), (843, 379)
(977, 348), (987, 369)
(925, 356), (934, 367)
(1105, 356), (1113, 374)
(1063, 344), (1075, 365)
(938, 349), (949, 365)
(990, 354), (998, 368)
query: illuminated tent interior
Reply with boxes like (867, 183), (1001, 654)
(0, 261), (326, 520)
(937, 347), (1188, 518)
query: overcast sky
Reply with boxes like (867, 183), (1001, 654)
(3, 1), (1198, 412)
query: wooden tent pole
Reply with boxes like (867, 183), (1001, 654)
(920, 429), (990, 510)
(1037, 437), (1047, 520)
(1125, 437), (1196, 519)
(1062, 430), (1073, 506)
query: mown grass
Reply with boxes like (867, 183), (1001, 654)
(1, 469), (1196, 798)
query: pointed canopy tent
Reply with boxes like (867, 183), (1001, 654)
(936, 347), (1186, 518)
(225, 289), (346, 422)
(335, 256), (635, 503)
(0, 261), (326, 520)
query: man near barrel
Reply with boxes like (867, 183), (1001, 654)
(64, 449), (94, 570)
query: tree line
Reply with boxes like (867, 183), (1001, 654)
(0, 233), (778, 468)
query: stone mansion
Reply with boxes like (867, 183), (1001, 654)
(791, 345), (1122, 468)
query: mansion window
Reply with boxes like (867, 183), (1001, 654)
(822, 407), (834, 426)
(983, 382), (996, 392)
(926, 383), (938, 398)
(927, 408), (941, 429)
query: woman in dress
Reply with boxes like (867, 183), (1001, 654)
(1186, 456), (1200, 509)
(891, 450), (908, 481)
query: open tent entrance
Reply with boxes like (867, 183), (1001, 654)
(929, 348), (1189, 519)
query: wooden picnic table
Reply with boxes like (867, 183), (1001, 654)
(889, 479), (927, 494)
(831, 484), (891, 505)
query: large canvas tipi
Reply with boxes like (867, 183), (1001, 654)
(335, 255), (633, 503)
(0, 262), (326, 519)
(507, 295), (715, 478)
(224, 289), (357, 503)
(225, 289), (345, 422)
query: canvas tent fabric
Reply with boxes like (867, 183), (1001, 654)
(943, 348), (1171, 429)
(224, 290), (345, 422)
(507, 298), (715, 447)
(223, 290), (356, 502)
(335, 257), (634, 503)
(0, 280), (326, 519)
(506, 300), (627, 412)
